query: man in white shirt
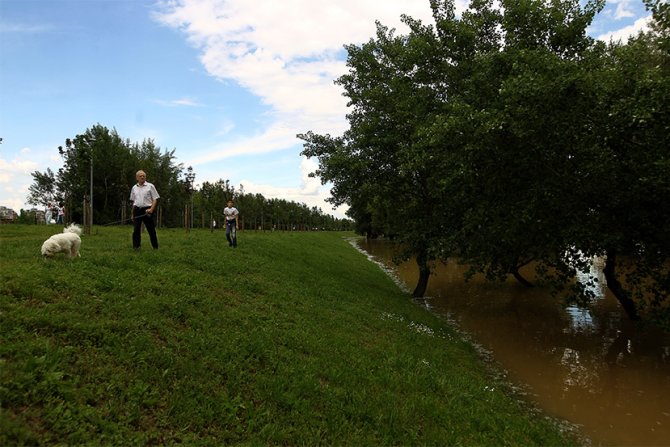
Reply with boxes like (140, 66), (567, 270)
(223, 200), (239, 247)
(129, 170), (160, 249)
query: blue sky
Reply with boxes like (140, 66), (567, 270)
(0, 0), (653, 218)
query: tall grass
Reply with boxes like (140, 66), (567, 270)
(1, 225), (580, 445)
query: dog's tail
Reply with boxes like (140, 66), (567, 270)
(63, 224), (82, 236)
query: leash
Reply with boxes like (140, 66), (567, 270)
(101, 213), (149, 226)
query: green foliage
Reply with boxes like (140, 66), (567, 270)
(15, 209), (40, 225)
(0, 225), (578, 445)
(26, 168), (57, 208)
(300, 14), (457, 294)
(192, 180), (351, 231)
(50, 124), (186, 226)
(300, 0), (670, 321)
(28, 123), (351, 230)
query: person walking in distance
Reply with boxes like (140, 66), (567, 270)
(224, 200), (239, 247)
(129, 170), (160, 250)
(57, 204), (65, 225)
(45, 202), (53, 225)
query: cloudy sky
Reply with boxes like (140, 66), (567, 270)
(0, 0), (653, 218)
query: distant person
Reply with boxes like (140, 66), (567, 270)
(129, 170), (160, 250)
(45, 203), (53, 225)
(224, 200), (239, 247)
(57, 204), (65, 224)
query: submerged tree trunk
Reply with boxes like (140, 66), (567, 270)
(512, 269), (534, 288)
(412, 249), (431, 297)
(603, 250), (640, 320)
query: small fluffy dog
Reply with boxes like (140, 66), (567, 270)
(41, 224), (82, 258)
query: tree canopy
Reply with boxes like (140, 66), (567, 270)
(300, 0), (670, 324)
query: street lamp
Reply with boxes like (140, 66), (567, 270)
(186, 170), (196, 229)
(87, 137), (95, 230)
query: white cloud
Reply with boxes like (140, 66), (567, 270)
(597, 15), (652, 43)
(0, 195), (32, 214)
(153, 97), (203, 107)
(0, 22), (52, 34)
(0, 158), (39, 184)
(0, 156), (40, 211)
(239, 157), (348, 218)
(612, 0), (637, 20)
(152, 0), (441, 143)
(154, 0), (439, 57)
(150, 1), (473, 216)
(299, 157), (322, 195)
(215, 119), (236, 136)
(188, 122), (297, 165)
(127, 126), (163, 146)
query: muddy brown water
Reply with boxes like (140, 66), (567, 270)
(357, 238), (670, 446)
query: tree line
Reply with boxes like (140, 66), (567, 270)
(26, 124), (352, 231)
(300, 0), (670, 324)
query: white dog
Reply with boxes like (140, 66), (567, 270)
(41, 224), (82, 258)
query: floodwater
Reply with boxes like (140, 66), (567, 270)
(357, 238), (670, 446)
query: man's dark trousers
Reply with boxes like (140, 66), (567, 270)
(226, 219), (237, 247)
(133, 206), (158, 249)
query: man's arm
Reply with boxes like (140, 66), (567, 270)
(129, 188), (135, 218)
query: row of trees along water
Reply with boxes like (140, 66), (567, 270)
(26, 124), (352, 232)
(300, 0), (670, 325)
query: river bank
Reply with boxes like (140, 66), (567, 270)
(1, 226), (580, 445)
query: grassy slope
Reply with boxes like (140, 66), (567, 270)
(0, 225), (578, 445)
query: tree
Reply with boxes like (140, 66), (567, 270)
(432, 0), (670, 321)
(301, 0), (602, 296)
(198, 179), (235, 226)
(301, 12), (454, 296)
(29, 123), (350, 231)
(27, 168), (58, 208)
(56, 124), (133, 224)
(435, 0), (607, 289)
(572, 6), (670, 321)
(301, 0), (670, 323)
(32, 124), (188, 226)
(16, 208), (39, 224)
(130, 139), (186, 227)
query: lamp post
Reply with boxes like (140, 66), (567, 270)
(87, 137), (95, 230)
(186, 170), (196, 229)
(192, 184), (196, 228)
(90, 152), (93, 227)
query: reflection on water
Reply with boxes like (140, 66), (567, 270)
(357, 238), (670, 446)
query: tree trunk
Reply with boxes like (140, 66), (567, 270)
(412, 249), (431, 297)
(512, 269), (534, 287)
(603, 250), (640, 320)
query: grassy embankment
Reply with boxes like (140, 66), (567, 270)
(1, 225), (579, 445)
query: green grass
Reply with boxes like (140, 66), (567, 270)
(1, 225), (579, 445)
